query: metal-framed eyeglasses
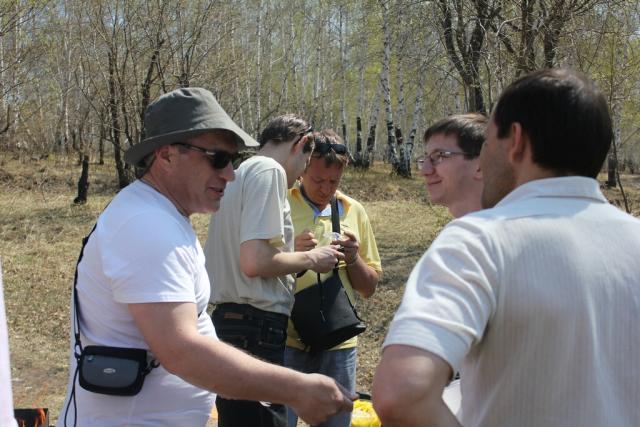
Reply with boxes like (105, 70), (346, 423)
(173, 142), (238, 169)
(415, 150), (468, 169)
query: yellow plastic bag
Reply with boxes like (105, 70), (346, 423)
(351, 398), (381, 427)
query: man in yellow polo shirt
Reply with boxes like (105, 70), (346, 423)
(286, 129), (382, 427)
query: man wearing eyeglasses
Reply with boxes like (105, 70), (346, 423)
(58, 90), (354, 427)
(417, 114), (487, 219)
(285, 129), (382, 427)
(374, 69), (640, 426)
(205, 116), (351, 427)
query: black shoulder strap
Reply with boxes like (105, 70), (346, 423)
(330, 196), (340, 235)
(330, 196), (341, 276)
(315, 196), (343, 302)
(72, 224), (97, 359)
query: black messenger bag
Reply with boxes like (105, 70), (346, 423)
(290, 197), (366, 352)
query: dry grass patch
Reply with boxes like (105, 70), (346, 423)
(2, 154), (638, 424)
(1, 155), (115, 414)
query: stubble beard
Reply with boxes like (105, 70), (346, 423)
(481, 165), (516, 209)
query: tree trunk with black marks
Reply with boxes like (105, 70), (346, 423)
(361, 82), (383, 169)
(438, 0), (488, 113)
(354, 116), (363, 165)
(407, 58), (427, 178)
(108, 50), (129, 189)
(74, 155), (89, 204)
(380, 0), (399, 170)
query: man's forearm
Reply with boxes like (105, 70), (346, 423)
(240, 239), (313, 277)
(346, 258), (378, 298)
(168, 334), (304, 402)
(240, 239), (341, 277)
(162, 333), (354, 426)
(130, 301), (353, 425)
(373, 345), (460, 427)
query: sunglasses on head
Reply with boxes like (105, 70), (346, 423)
(173, 142), (238, 169)
(313, 141), (347, 155)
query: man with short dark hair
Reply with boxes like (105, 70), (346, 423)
(418, 114), (487, 218)
(373, 69), (640, 427)
(205, 116), (348, 427)
(57, 90), (354, 427)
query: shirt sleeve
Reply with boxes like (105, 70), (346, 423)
(383, 219), (499, 373)
(356, 208), (382, 272)
(239, 166), (288, 245)
(100, 213), (200, 305)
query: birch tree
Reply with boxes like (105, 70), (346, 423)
(438, 0), (494, 113)
(380, 0), (399, 170)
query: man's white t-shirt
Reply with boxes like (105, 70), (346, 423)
(57, 180), (215, 427)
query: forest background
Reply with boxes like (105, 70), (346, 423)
(1, 0), (640, 424)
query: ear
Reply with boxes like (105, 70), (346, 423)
(291, 135), (307, 155)
(506, 122), (528, 165)
(153, 145), (174, 170)
(473, 160), (483, 181)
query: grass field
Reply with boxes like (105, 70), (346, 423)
(1, 153), (638, 424)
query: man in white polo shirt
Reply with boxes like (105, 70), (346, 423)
(373, 69), (640, 426)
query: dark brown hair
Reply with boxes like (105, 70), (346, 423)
(493, 68), (612, 178)
(259, 114), (313, 153)
(423, 113), (488, 158)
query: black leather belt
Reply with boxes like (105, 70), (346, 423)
(215, 303), (288, 324)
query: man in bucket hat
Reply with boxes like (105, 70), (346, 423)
(57, 88), (355, 427)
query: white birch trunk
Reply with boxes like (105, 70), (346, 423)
(339, 6), (348, 145)
(380, 0), (398, 166)
(230, 26), (245, 130)
(364, 81), (383, 167)
(0, 22), (4, 119)
(408, 61), (427, 176)
(255, 0), (263, 130)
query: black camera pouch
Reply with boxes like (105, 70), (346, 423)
(78, 345), (154, 396)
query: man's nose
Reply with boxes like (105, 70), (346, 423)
(421, 161), (435, 176)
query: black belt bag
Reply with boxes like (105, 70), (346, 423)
(78, 345), (157, 396)
(290, 197), (366, 352)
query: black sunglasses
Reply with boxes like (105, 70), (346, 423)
(313, 141), (347, 155)
(173, 143), (238, 169)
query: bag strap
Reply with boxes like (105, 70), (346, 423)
(330, 196), (340, 276)
(315, 196), (344, 304)
(65, 223), (97, 427)
(72, 223), (158, 371)
(72, 224), (97, 360)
